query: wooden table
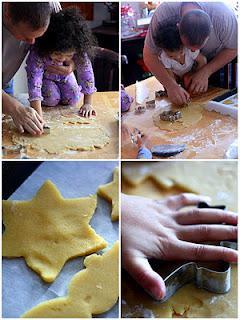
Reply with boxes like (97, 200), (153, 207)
(2, 91), (119, 159)
(121, 77), (237, 159)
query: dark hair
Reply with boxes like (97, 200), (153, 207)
(179, 9), (212, 46)
(8, 2), (51, 30)
(153, 23), (182, 52)
(35, 8), (96, 59)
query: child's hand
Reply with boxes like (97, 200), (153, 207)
(122, 193), (237, 300)
(79, 103), (96, 118)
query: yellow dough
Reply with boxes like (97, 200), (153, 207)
(153, 104), (203, 131)
(12, 117), (110, 154)
(3, 180), (107, 282)
(122, 162), (237, 211)
(98, 167), (119, 221)
(122, 162), (237, 318)
(22, 241), (119, 318)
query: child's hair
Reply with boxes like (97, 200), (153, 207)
(35, 8), (96, 59)
(153, 23), (182, 52)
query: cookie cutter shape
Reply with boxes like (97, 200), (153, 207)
(160, 110), (182, 122)
(146, 100), (156, 109)
(130, 128), (144, 144)
(159, 241), (237, 303)
(155, 90), (167, 98)
(135, 105), (146, 114)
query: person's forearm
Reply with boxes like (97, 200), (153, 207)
(143, 45), (177, 89)
(30, 100), (43, 118)
(204, 48), (237, 76)
(195, 54), (207, 70)
(2, 91), (20, 116)
(84, 94), (93, 104)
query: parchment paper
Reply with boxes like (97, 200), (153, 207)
(2, 161), (119, 318)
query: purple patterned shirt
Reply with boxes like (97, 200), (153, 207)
(25, 48), (96, 101)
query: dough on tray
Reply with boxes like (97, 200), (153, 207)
(3, 180), (107, 282)
(22, 242), (119, 318)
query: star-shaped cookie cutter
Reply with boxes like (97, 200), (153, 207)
(158, 202), (237, 302)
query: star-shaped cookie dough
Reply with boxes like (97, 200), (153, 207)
(98, 167), (119, 221)
(3, 180), (107, 282)
(22, 242), (119, 318)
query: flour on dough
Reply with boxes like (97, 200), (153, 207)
(153, 104), (203, 131)
(12, 117), (110, 154)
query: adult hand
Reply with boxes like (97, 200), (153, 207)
(166, 83), (190, 106)
(188, 67), (210, 94)
(122, 193), (237, 300)
(46, 60), (75, 76)
(10, 105), (43, 135)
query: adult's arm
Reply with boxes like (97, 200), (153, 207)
(143, 45), (190, 105)
(189, 48), (237, 94)
(2, 91), (43, 135)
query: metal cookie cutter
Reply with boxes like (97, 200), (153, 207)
(146, 100), (156, 109)
(160, 110), (182, 122)
(135, 105), (146, 114)
(43, 125), (51, 134)
(155, 90), (167, 98)
(159, 241), (237, 303)
(130, 128), (144, 144)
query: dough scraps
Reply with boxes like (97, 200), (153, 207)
(153, 104), (203, 131)
(98, 167), (119, 221)
(3, 180), (107, 282)
(122, 162), (237, 212)
(12, 117), (110, 154)
(22, 241), (119, 318)
(121, 162), (237, 318)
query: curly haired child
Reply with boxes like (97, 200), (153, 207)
(26, 8), (97, 120)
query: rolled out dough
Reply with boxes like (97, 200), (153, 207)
(12, 117), (110, 154)
(122, 162), (237, 318)
(153, 104), (203, 131)
(22, 242), (119, 318)
(122, 162), (237, 211)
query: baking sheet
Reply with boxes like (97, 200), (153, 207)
(2, 161), (119, 318)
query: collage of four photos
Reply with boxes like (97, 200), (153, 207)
(2, 1), (239, 318)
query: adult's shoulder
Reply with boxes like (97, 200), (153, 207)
(153, 2), (181, 22)
(201, 2), (236, 18)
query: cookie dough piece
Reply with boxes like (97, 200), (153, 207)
(3, 180), (107, 282)
(22, 242), (119, 318)
(98, 167), (119, 221)
(122, 162), (237, 212)
(153, 104), (203, 131)
(12, 118), (110, 154)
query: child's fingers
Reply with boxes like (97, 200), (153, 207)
(123, 255), (166, 300)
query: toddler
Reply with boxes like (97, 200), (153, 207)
(26, 8), (96, 120)
(154, 23), (207, 89)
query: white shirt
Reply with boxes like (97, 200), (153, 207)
(160, 47), (200, 77)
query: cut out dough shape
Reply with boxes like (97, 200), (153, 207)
(122, 162), (237, 318)
(22, 241), (119, 318)
(12, 117), (110, 154)
(98, 167), (119, 221)
(3, 180), (107, 282)
(153, 104), (203, 131)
